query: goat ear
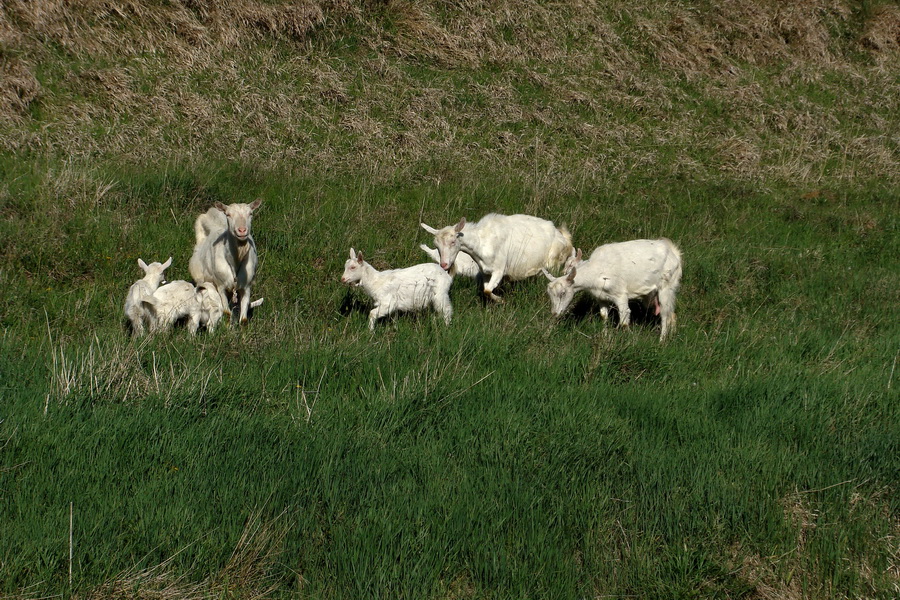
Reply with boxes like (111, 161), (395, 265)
(454, 217), (466, 233)
(420, 223), (438, 235)
(541, 268), (554, 282)
(137, 258), (148, 271)
(576, 248), (582, 262)
(214, 201), (227, 213)
(249, 198), (262, 211)
(162, 257), (172, 269)
(566, 267), (577, 282)
(357, 251), (364, 263)
(349, 248), (356, 260)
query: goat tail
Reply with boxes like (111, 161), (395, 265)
(193, 213), (211, 245)
(660, 238), (683, 292)
(558, 223), (573, 246)
(660, 237), (681, 258)
(552, 223), (575, 272)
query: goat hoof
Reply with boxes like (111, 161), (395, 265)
(483, 290), (503, 303)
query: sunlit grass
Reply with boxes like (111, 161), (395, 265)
(1, 1), (899, 597)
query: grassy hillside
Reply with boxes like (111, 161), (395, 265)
(1, 1), (898, 598)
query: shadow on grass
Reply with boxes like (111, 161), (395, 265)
(562, 296), (662, 328)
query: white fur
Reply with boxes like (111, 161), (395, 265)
(188, 199), (262, 325)
(543, 238), (682, 341)
(142, 281), (265, 335)
(341, 248), (453, 330)
(421, 213), (572, 302)
(195, 281), (226, 333)
(144, 280), (203, 334)
(123, 257), (172, 337)
(195, 283), (264, 333)
(418, 244), (480, 279)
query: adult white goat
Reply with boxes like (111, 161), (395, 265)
(341, 248), (453, 330)
(418, 244), (481, 279)
(123, 257), (172, 336)
(543, 238), (682, 341)
(188, 199), (262, 325)
(421, 213), (572, 302)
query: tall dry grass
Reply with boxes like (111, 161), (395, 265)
(2, 1), (898, 189)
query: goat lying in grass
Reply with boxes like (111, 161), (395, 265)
(144, 280), (266, 335)
(543, 239), (683, 341)
(421, 213), (572, 302)
(341, 248), (453, 330)
(123, 257), (172, 337)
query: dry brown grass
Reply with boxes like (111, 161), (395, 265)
(48, 335), (230, 408)
(861, 5), (900, 57)
(726, 487), (900, 599)
(78, 509), (287, 600)
(1, 1), (898, 189)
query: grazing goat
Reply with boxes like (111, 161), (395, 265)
(419, 244), (481, 279)
(189, 199), (262, 325)
(123, 257), (172, 336)
(421, 213), (572, 302)
(341, 248), (453, 330)
(543, 238), (682, 341)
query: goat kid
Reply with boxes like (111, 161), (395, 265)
(144, 280), (265, 334)
(341, 248), (453, 330)
(124, 257), (172, 336)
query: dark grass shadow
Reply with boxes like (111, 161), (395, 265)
(561, 296), (662, 328)
(338, 288), (370, 317)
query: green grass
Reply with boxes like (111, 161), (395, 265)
(1, 160), (897, 598)
(1, 1), (899, 597)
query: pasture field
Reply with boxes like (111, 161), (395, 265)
(1, 1), (899, 598)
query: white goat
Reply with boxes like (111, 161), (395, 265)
(421, 213), (572, 302)
(195, 281), (228, 333)
(195, 284), (264, 332)
(188, 199), (262, 325)
(543, 238), (682, 341)
(123, 257), (172, 336)
(144, 281), (265, 334)
(419, 244), (481, 279)
(341, 248), (453, 330)
(144, 280), (204, 334)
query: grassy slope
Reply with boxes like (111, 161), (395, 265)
(1, 1), (899, 598)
